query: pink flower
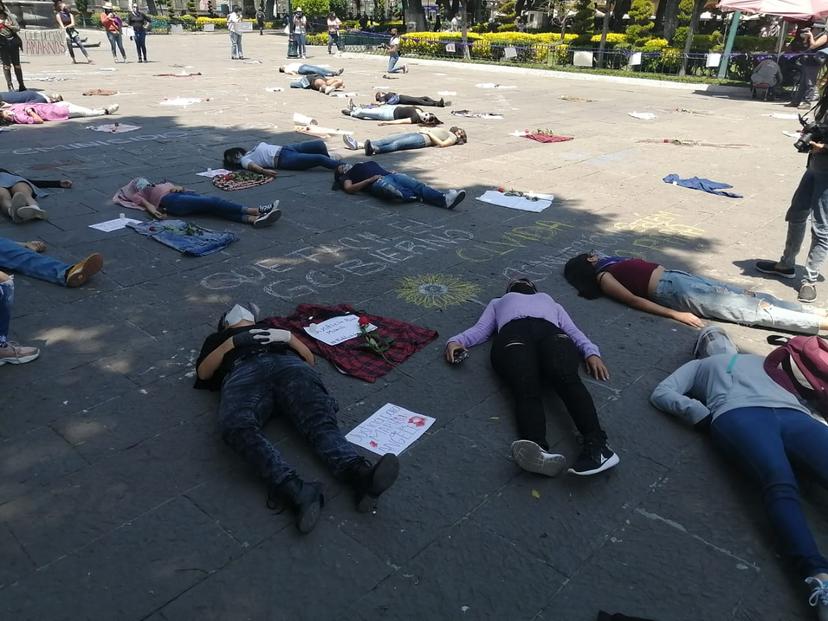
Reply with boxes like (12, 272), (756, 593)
(358, 316), (370, 327)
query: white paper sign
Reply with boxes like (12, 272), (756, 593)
(196, 168), (231, 178)
(476, 190), (552, 213)
(346, 403), (436, 456)
(445, 42), (456, 53)
(89, 217), (141, 232)
(574, 51), (594, 67)
(629, 52), (642, 66)
(203, 23), (215, 31)
(303, 314), (376, 346)
(170, 24), (185, 34)
(706, 53), (722, 68)
(504, 46), (518, 59)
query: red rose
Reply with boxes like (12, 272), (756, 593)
(358, 316), (370, 327)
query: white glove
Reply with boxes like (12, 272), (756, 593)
(249, 328), (292, 345)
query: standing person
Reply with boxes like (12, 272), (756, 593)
(789, 26), (827, 108)
(227, 5), (244, 59)
(450, 14), (459, 31)
(256, 5), (265, 35)
(100, 2), (127, 63)
(195, 303), (400, 533)
(0, 271), (39, 366)
(445, 278), (619, 476)
(651, 327), (828, 620)
(433, 14), (442, 31)
(359, 13), (368, 30)
(756, 85), (828, 303)
(385, 28), (406, 75)
(293, 8), (307, 58)
(127, 3), (149, 63)
(0, 5), (24, 91)
(54, 2), (93, 64)
(327, 11), (341, 54)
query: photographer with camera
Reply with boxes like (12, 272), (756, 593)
(443, 278), (619, 478)
(756, 89), (828, 303)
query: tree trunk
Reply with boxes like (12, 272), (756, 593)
(597, 0), (612, 67)
(678, 0), (703, 76)
(612, 0), (630, 29)
(661, 0), (680, 40)
(403, 0), (427, 29)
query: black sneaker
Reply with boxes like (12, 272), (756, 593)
(568, 441), (620, 476)
(755, 260), (796, 279)
(364, 139), (374, 156)
(267, 476), (324, 534)
(350, 454), (400, 513)
(799, 283), (818, 303)
(253, 207), (282, 228)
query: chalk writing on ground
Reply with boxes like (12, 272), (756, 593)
(7, 131), (193, 156)
(396, 273), (482, 309)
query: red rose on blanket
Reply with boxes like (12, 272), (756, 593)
(358, 315), (371, 327)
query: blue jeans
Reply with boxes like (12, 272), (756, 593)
(780, 168), (828, 285)
(160, 191), (246, 223)
(296, 32), (306, 56)
(712, 406), (828, 579)
(218, 352), (361, 486)
(653, 270), (823, 334)
(0, 236), (69, 286)
(370, 132), (429, 154)
(350, 105), (397, 121)
(0, 278), (12, 343)
(297, 63), (336, 76)
(327, 32), (340, 53)
(106, 31), (126, 59)
(134, 29), (147, 61)
(276, 140), (340, 170)
(370, 173), (445, 207)
(229, 31), (243, 58)
(387, 52), (403, 72)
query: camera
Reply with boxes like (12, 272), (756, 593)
(794, 115), (828, 153)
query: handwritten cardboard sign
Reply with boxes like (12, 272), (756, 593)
(346, 403), (435, 456)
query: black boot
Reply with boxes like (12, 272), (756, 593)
(348, 454), (400, 513)
(3, 67), (12, 92)
(13, 66), (25, 91)
(267, 476), (324, 534)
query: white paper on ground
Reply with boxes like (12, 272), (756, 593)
(265, 86), (284, 92)
(345, 403), (436, 456)
(303, 314), (376, 346)
(437, 90), (457, 96)
(629, 111), (656, 120)
(476, 190), (553, 213)
(295, 125), (353, 136)
(159, 97), (202, 106)
(293, 112), (317, 125)
(769, 112), (799, 120)
(509, 130), (529, 136)
(86, 123), (141, 133)
(89, 216), (141, 232)
(476, 82), (516, 89)
(196, 168), (231, 178)
(330, 91), (359, 97)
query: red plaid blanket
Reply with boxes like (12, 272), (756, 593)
(264, 303), (438, 382)
(523, 133), (573, 143)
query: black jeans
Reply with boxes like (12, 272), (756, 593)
(490, 318), (604, 450)
(396, 94), (444, 107)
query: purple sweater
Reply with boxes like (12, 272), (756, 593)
(447, 292), (601, 359)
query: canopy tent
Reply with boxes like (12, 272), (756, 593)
(717, 0), (828, 19)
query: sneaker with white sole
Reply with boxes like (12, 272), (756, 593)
(806, 576), (828, 621)
(257, 200), (278, 216)
(443, 189), (466, 209)
(0, 341), (40, 365)
(511, 440), (567, 477)
(324, 85), (336, 95)
(104, 104), (119, 115)
(11, 193), (47, 221)
(343, 134), (359, 150)
(799, 283), (818, 303)
(253, 207), (282, 228)
(755, 260), (796, 279)
(568, 439), (619, 476)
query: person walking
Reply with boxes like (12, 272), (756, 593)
(385, 28), (406, 75)
(327, 11), (341, 54)
(0, 5), (24, 91)
(127, 3), (149, 63)
(256, 6), (265, 35)
(54, 1), (92, 64)
(293, 8), (307, 58)
(100, 2), (127, 63)
(227, 5), (244, 59)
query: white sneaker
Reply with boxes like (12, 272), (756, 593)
(342, 134), (359, 150)
(443, 189), (466, 209)
(104, 104), (119, 115)
(253, 207), (282, 228)
(511, 440), (567, 477)
(324, 85), (335, 95)
(0, 342), (40, 365)
(807, 577), (828, 621)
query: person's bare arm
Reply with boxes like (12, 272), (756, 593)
(424, 131), (456, 147)
(288, 335), (314, 365)
(139, 196), (164, 219)
(26, 109), (44, 124)
(243, 161), (278, 177)
(197, 337), (233, 380)
(598, 272), (704, 328)
(378, 118), (413, 125)
(809, 32), (828, 49)
(55, 13), (66, 29)
(343, 175), (381, 193)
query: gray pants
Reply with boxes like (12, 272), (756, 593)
(229, 31), (243, 59)
(779, 168), (828, 284)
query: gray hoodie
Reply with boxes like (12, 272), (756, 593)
(650, 353), (811, 426)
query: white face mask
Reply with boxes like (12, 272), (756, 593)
(224, 304), (254, 327)
(134, 177), (152, 191)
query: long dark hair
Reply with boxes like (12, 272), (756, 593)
(506, 278), (537, 295)
(563, 253), (602, 299)
(223, 147), (245, 170)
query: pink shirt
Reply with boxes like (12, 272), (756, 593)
(6, 103), (69, 124)
(113, 178), (177, 210)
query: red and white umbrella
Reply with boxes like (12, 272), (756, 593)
(718, 0), (828, 19)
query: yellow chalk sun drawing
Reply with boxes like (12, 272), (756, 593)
(397, 274), (481, 309)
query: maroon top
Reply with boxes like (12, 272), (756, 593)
(603, 258), (660, 298)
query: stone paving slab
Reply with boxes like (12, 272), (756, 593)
(1, 32), (826, 621)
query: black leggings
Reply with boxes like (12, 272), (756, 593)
(490, 318), (604, 449)
(0, 40), (20, 67)
(397, 94), (444, 107)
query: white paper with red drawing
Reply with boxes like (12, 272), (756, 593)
(346, 403), (436, 456)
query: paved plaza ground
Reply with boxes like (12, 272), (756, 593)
(1, 30), (826, 621)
